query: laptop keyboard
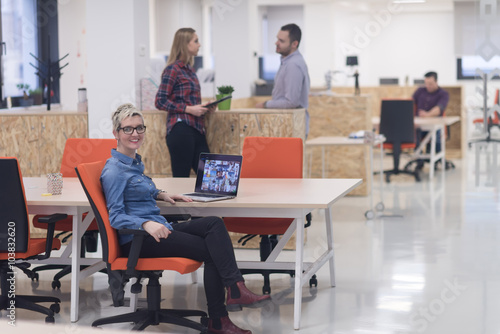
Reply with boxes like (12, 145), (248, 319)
(184, 193), (226, 198)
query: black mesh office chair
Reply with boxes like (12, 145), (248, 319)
(378, 99), (420, 182)
(0, 157), (67, 323)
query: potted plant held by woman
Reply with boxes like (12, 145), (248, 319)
(216, 85), (234, 110)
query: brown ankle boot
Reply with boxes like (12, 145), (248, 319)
(208, 316), (252, 334)
(226, 281), (271, 311)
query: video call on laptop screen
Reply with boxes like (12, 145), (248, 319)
(195, 153), (242, 196)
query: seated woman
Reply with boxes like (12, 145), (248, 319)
(101, 103), (270, 334)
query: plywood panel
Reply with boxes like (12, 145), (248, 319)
(0, 115), (40, 176)
(140, 112), (171, 177)
(308, 95), (371, 196)
(205, 112), (240, 154)
(331, 85), (464, 157)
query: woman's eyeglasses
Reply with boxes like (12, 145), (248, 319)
(117, 125), (147, 135)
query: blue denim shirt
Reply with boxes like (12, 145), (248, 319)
(100, 149), (172, 245)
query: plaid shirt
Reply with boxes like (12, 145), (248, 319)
(155, 60), (205, 134)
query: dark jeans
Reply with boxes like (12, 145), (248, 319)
(166, 121), (210, 177)
(121, 216), (243, 318)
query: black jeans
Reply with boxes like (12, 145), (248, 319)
(166, 121), (210, 177)
(121, 216), (243, 318)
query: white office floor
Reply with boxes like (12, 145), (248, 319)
(4, 144), (500, 334)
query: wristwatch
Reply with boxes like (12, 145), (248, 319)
(156, 189), (167, 199)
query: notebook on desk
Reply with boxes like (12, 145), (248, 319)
(183, 153), (243, 202)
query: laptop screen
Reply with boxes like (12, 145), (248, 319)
(194, 153), (243, 196)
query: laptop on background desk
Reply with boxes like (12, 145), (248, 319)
(183, 153), (243, 202)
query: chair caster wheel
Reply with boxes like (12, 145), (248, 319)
(262, 286), (271, 295)
(52, 280), (61, 289)
(31, 280), (40, 289)
(50, 303), (60, 314)
(365, 210), (375, 220)
(375, 202), (385, 212)
(385, 174), (391, 183)
(309, 275), (317, 288)
(45, 316), (55, 323)
(31, 272), (39, 282)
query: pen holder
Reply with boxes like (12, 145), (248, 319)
(47, 173), (63, 195)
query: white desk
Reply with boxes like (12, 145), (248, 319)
(305, 136), (385, 219)
(25, 177), (361, 330)
(24, 177), (105, 323)
(372, 116), (460, 179)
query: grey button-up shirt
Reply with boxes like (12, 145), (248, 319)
(266, 50), (311, 134)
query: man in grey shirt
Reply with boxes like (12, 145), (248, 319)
(256, 23), (311, 135)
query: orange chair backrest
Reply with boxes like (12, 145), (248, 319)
(241, 137), (303, 179)
(60, 138), (116, 177)
(75, 161), (120, 264)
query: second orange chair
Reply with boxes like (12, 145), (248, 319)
(31, 138), (116, 289)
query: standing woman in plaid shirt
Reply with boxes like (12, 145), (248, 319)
(155, 28), (215, 177)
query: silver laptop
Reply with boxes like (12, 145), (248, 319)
(183, 153), (243, 202)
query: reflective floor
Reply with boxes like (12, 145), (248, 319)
(5, 145), (500, 334)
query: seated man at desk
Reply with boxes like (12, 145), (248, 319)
(412, 71), (449, 170)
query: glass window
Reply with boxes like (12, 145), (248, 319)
(1, 0), (38, 98)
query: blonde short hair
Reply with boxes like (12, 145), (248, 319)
(112, 103), (144, 132)
(166, 27), (196, 67)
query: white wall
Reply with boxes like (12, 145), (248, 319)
(151, 0), (203, 56)
(331, 1), (456, 87)
(58, 0), (87, 111)
(86, 0), (149, 139)
(211, 0), (253, 98)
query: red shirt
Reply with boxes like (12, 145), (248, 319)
(155, 60), (205, 134)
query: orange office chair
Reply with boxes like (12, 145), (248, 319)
(223, 136), (315, 295)
(377, 99), (420, 182)
(472, 88), (500, 128)
(75, 161), (207, 331)
(0, 157), (66, 323)
(30, 138), (116, 289)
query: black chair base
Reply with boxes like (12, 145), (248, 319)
(92, 308), (208, 331)
(239, 268), (317, 295)
(404, 158), (455, 172)
(380, 169), (421, 183)
(0, 295), (61, 323)
(1, 264), (61, 323)
(92, 275), (207, 332)
(238, 213), (317, 295)
(31, 230), (105, 289)
(30, 264), (107, 289)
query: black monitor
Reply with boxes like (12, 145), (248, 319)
(379, 78), (399, 85)
(346, 56), (358, 66)
(258, 55), (279, 82)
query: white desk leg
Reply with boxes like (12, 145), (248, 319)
(321, 146), (326, 179)
(430, 129), (436, 180)
(493, 143), (498, 187)
(70, 210), (83, 322)
(379, 144), (384, 205)
(475, 143), (481, 186)
(369, 145), (374, 211)
(293, 216), (305, 330)
(441, 125), (446, 176)
(325, 206), (336, 287)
